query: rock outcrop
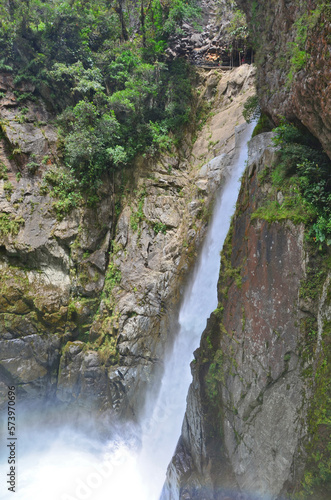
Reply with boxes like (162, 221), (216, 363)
(236, 0), (331, 159)
(162, 133), (331, 499)
(162, 2), (331, 497)
(167, 0), (251, 68)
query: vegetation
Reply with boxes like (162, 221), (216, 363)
(130, 189), (147, 234)
(301, 318), (331, 498)
(103, 262), (122, 296)
(0, 161), (8, 180)
(0, 0), (202, 193)
(0, 213), (25, 236)
(287, 4), (327, 84)
(251, 113), (273, 137)
(243, 96), (273, 137)
(206, 348), (224, 401)
(252, 123), (331, 246)
(242, 95), (259, 123)
(295, 247), (331, 499)
(39, 165), (83, 220)
(222, 3), (251, 66)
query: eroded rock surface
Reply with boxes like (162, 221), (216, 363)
(162, 133), (331, 499)
(0, 65), (256, 418)
(168, 0), (251, 68)
(236, 0), (331, 159)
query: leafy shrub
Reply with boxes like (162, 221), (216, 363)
(0, 161), (8, 180)
(3, 181), (13, 200)
(0, 213), (24, 236)
(39, 165), (83, 220)
(271, 124), (331, 245)
(153, 222), (167, 234)
(103, 263), (122, 296)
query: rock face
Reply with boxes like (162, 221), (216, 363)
(54, 64), (256, 419)
(235, 0), (331, 159)
(0, 65), (256, 420)
(162, 3), (331, 497)
(162, 133), (331, 499)
(167, 0), (251, 67)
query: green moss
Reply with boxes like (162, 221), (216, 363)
(252, 123), (331, 246)
(97, 335), (119, 365)
(287, 5), (326, 84)
(298, 319), (331, 498)
(206, 349), (224, 402)
(252, 113), (273, 137)
(300, 266), (329, 303)
(251, 196), (315, 226)
(217, 224), (243, 300)
(0, 213), (24, 236)
(292, 242), (331, 498)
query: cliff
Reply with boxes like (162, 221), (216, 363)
(162, 132), (330, 499)
(163, 2), (331, 498)
(235, 0), (331, 158)
(0, 65), (256, 420)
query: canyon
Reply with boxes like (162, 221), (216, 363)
(0, 1), (330, 499)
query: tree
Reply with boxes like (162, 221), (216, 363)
(115, 0), (128, 41)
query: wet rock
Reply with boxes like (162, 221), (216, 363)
(0, 334), (61, 399)
(163, 133), (331, 498)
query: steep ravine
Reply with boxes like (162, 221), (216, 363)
(0, 65), (256, 420)
(162, 133), (331, 499)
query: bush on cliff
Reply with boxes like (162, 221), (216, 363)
(257, 123), (331, 246)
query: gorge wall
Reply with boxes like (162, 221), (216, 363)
(163, 1), (331, 498)
(236, 0), (331, 157)
(0, 64), (256, 422)
(0, 1), (329, 497)
(162, 133), (330, 499)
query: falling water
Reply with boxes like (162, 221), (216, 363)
(0, 122), (255, 500)
(136, 121), (256, 499)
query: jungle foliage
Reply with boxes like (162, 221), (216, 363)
(0, 0), (201, 189)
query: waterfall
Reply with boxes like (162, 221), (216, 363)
(137, 121), (256, 499)
(0, 122), (255, 500)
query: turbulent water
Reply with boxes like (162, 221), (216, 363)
(0, 123), (255, 500)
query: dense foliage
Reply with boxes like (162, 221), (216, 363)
(0, 0), (201, 189)
(272, 124), (331, 245)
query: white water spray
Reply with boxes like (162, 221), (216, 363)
(0, 123), (254, 500)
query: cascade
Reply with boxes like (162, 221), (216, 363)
(0, 122), (255, 500)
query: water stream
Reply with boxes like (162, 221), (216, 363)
(0, 122), (254, 500)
